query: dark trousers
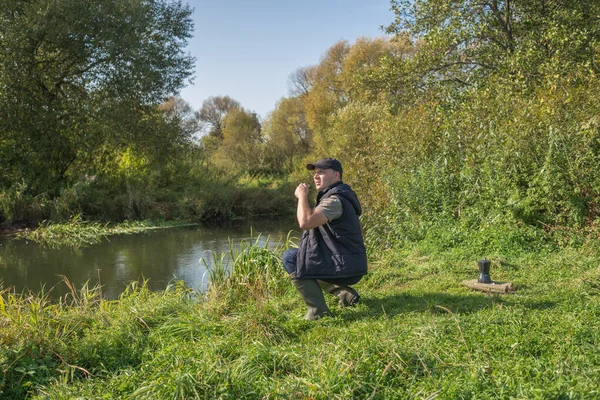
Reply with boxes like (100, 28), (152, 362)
(282, 248), (362, 285)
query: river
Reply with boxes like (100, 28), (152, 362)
(0, 220), (298, 300)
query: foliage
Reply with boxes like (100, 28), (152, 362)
(258, 2), (600, 252)
(0, 135), (294, 228)
(0, 181), (48, 225)
(363, 76), (600, 251)
(14, 217), (195, 248)
(196, 95), (241, 139)
(0, 0), (195, 195)
(203, 233), (289, 304)
(262, 97), (311, 173)
(386, 0), (600, 91)
(262, 36), (415, 179)
(215, 108), (264, 173)
(301, 38), (416, 155)
(195, 97), (276, 177)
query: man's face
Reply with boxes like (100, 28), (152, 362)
(313, 168), (340, 191)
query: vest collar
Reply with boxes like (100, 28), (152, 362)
(317, 180), (343, 203)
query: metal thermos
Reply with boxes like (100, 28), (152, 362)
(478, 259), (492, 283)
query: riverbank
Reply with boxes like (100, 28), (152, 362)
(1, 238), (599, 398)
(0, 174), (296, 235)
(2, 174), (296, 248)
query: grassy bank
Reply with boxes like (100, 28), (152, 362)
(1, 236), (599, 398)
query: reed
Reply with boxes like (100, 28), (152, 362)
(15, 216), (196, 248)
(202, 231), (290, 305)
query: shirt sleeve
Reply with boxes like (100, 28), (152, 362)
(316, 195), (343, 221)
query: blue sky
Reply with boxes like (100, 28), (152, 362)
(179, 0), (395, 120)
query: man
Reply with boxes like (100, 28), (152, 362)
(282, 158), (368, 320)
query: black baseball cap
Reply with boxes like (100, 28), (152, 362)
(306, 158), (343, 174)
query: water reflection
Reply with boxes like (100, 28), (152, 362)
(0, 221), (297, 300)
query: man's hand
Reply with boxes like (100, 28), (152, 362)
(295, 182), (328, 230)
(295, 183), (309, 199)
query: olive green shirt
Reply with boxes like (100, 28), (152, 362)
(316, 195), (343, 221)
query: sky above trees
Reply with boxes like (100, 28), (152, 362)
(179, 0), (394, 119)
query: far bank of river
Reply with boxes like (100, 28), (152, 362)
(0, 219), (297, 300)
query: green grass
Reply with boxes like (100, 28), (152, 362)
(1, 237), (599, 399)
(13, 216), (197, 248)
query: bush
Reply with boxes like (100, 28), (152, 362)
(0, 181), (48, 225)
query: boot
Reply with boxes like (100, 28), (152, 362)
(292, 279), (331, 320)
(319, 281), (360, 307)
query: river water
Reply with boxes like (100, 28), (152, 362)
(0, 220), (298, 300)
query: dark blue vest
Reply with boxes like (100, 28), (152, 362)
(295, 181), (368, 280)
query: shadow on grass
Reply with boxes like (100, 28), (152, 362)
(339, 292), (557, 321)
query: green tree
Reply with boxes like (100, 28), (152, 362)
(0, 0), (195, 193)
(386, 0), (600, 90)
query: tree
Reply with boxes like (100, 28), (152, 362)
(386, 0), (600, 90)
(158, 96), (201, 141)
(298, 37), (414, 153)
(263, 97), (311, 172)
(213, 108), (263, 173)
(288, 66), (316, 97)
(0, 0), (195, 193)
(196, 95), (241, 139)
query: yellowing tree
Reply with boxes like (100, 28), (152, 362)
(213, 109), (263, 173)
(262, 97), (311, 173)
(295, 37), (414, 156)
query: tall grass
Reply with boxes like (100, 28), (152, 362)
(202, 231), (293, 304)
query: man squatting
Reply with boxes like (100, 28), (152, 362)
(282, 158), (368, 320)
